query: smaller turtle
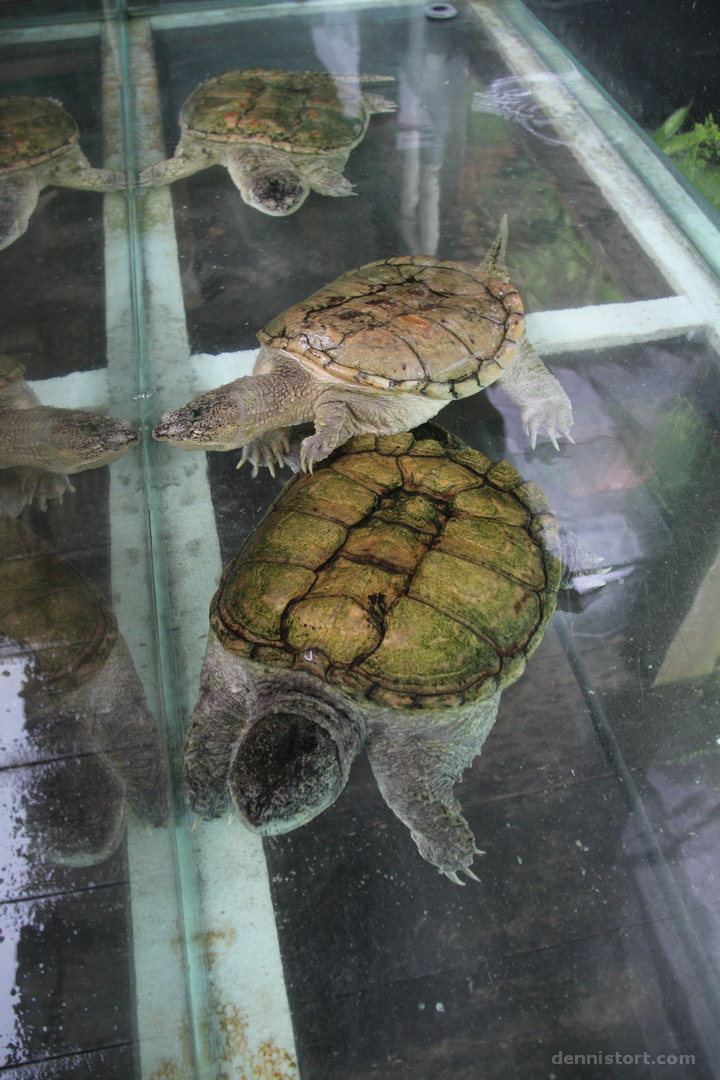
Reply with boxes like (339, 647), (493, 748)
(0, 95), (124, 250)
(138, 69), (396, 216)
(154, 218), (573, 472)
(0, 354), (139, 514)
(184, 426), (599, 881)
(0, 514), (168, 865)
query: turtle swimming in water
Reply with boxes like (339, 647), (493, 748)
(138, 69), (396, 216)
(154, 217), (573, 474)
(184, 426), (599, 881)
(0, 354), (139, 515)
(0, 513), (168, 865)
(0, 95), (124, 250)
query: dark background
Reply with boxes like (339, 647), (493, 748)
(522, 0), (720, 132)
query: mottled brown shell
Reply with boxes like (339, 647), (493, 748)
(258, 256), (525, 399)
(0, 96), (78, 173)
(211, 431), (560, 710)
(182, 69), (383, 154)
(0, 516), (117, 694)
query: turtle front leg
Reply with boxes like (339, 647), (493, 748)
(0, 466), (75, 516)
(301, 386), (443, 472)
(365, 698), (500, 882)
(303, 155), (355, 197)
(495, 335), (574, 449)
(237, 428), (291, 478)
(0, 173), (42, 250)
(51, 149), (125, 192)
(138, 138), (214, 188)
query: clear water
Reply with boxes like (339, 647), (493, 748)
(1, 1), (720, 1078)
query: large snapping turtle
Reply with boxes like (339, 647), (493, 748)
(154, 218), (573, 474)
(0, 514), (168, 865)
(0, 95), (124, 250)
(138, 69), (395, 216)
(185, 426), (597, 881)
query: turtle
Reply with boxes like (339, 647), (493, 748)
(0, 354), (140, 515)
(0, 95), (125, 251)
(137, 68), (396, 216)
(184, 425), (599, 882)
(153, 217), (574, 474)
(0, 513), (168, 865)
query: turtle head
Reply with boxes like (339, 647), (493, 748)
(153, 383), (256, 452)
(46, 410), (140, 473)
(228, 689), (363, 835)
(225, 149), (309, 216)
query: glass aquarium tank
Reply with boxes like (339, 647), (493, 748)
(1, 1), (720, 1077)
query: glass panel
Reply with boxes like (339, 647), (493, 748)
(2, 1), (720, 1078)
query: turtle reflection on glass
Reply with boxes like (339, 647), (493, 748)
(154, 217), (573, 475)
(138, 69), (396, 216)
(0, 96), (124, 251)
(0, 514), (168, 866)
(0, 354), (139, 515)
(185, 426), (599, 882)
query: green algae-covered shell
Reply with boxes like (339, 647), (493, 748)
(0, 96), (78, 174)
(0, 516), (117, 694)
(257, 256), (525, 400)
(211, 430), (560, 710)
(182, 69), (377, 154)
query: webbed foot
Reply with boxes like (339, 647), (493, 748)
(521, 398), (574, 450)
(237, 429), (291, 477)
(0, 467), (75, 515)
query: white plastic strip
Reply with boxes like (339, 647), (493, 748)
(28, 367), (109, 410)
(0, 22), (99, 44)
(149, 0), (420, 31)
(129, 18), (299, 1080)
(101, 23), (196, 1080)
(525, 295), (705, 355)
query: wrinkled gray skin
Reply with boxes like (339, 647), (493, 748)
(154, 221), (573, 474)
(185, 530), (600, 884)
(0, 141), (124, 251)
(0, 357), (139, 515)
(2, 515), (168, 866)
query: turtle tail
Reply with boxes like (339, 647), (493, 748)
(476, 213), (509, 278)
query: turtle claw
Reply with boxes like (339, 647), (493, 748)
(444, 870), (466, 886)
(463, 867), (481, 882)
(473, 847), (486, 856)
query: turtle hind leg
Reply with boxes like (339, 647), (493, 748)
(0, 173), (42, 250)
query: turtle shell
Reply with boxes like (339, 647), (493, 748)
(257, 255), (525, 400)
(182, 69), (377, 154)
(0, 96), (78, 174)
(211, 430), (561, 710)
(0, 516), (117, 695)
